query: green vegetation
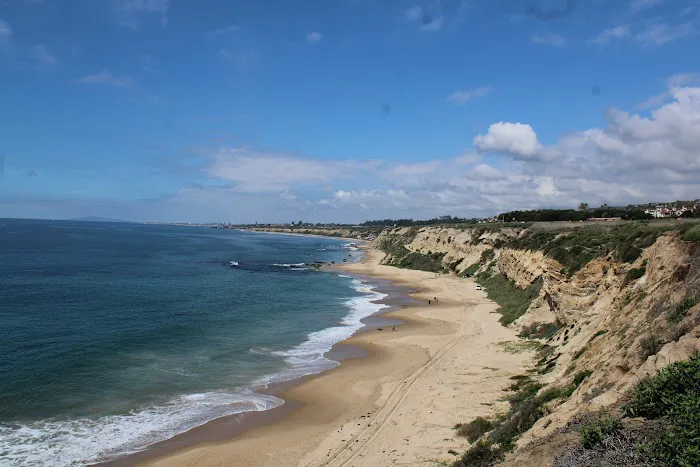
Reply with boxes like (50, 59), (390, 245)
(499, 207), (651, 223)
(508, 223), (666, 276)
(452, 439), (504, 467)
(573, 370), (593, 387)
(480, 248), (495, 263)
(683, 225), (700, 242)
(374, 228), (417, 261)
(579, 416), (622, 449)
(454, 417), (497, 442)
(453, 371), (591, 466)
(668, 297), (698, 323)
(519, 322), (562, 339)
(477, 275), (542, 325)
(639, 333), (663, 360)
(621, 352), (700, 466)
(460, 262), (481, 277)
(497, 340), (542, 354)
(591, 329), (608, 340)
(396, 251), (446, 273)
(625, 265), (647, 284)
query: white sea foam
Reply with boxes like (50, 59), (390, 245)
(271, 263), (306, 268)
(1, 279), (385, 467)
(257, 279), (388, 385)
(0, 390), (283, 466)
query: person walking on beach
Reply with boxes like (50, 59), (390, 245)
(428, 299), (431, 305)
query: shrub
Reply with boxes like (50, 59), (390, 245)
(480, 248), (495, 264)
(507, 223), (669, 276)
(460, 262), (480, 277)
(668, 297), (698, 323)
(572, 347), (586, 361)
(477, 275), (542, 325)
(397, 252), (445, 272)
(519, 322), (562, 339)
(624, 265), (646, 284)
(622, 352), (700, 419)
(651, 395), (700, 466)
(579, 416), (622, 449)
(455, 417), (495, 442)
(591, 329), (608, 340)
(639, 334), (663, 360)
(452, 439), (504, 467)
(621, 352), (700, 466)
(683, 225), (700, 242)
(572, 370), (593, 387)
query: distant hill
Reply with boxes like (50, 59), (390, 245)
(70, 216), (131, 223)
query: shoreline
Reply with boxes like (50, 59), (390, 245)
(121, 247), (536, 467)
(235, 227), (368, 245)
(99, 247), (406, 466)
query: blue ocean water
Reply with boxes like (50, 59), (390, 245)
(0, 219), (386, 466)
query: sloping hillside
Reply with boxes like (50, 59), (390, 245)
(373, 222), (700, 466)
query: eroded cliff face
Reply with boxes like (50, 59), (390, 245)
(374, 225), (700, 464)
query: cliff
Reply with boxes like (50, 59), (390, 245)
(373, 222), (700, 465)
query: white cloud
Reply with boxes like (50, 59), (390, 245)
(128, 84), (700, 222)
(635, 22), (695, 46)
(209, 25), (240, 36)
(117, 0), (168, 28)
(420, 16), (444, 31)
(31, 44), (56, 64)
(531, 33), (567, 47)
(630, 0), (665, 12)
(306, 31), (322, 44)
(447, 86), (491, 105)
(473, 122), (543, 160)
(405, 5), (443, 32)
(203, 147), (358, 192)
(454, 152), (482, 165)
(76, 71), (132, 86)
(405, 5), (423, 21)
(587, 25), (630, 46)
(0, 19), (12, 47)
(119, 0), (169, 14)
(635, 72), (700, 110)
(0, 19), (11, 37)
(470, 164), (504, 180)
(388, 161), (440, 176)
(217, 48), (259, 70)
(667, 72), (700, 87)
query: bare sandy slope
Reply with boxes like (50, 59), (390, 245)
(140, 249), (534, 467)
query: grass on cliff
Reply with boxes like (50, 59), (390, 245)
(559, 353), (700, 467)
(452, 371), (591, 467)
(477, 275), (543, 326)
(397, 251), (446, 273)
(616, 352), (700, 466)
(508, 223), (671, 276)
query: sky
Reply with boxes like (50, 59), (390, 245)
(0, 0), (699, 223)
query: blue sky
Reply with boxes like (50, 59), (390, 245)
(1, 0), (699, 223)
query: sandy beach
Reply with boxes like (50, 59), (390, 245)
(136, 247), (534, 467)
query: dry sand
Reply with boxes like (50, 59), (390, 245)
(139, 248), (534, 467)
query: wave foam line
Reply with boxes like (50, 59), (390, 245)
(0, 390), (283, 466)
(256, 278), (387, 386)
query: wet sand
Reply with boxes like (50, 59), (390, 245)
(120, 248), (534, 466)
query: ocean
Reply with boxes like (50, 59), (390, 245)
(0, 219), (386, 466)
